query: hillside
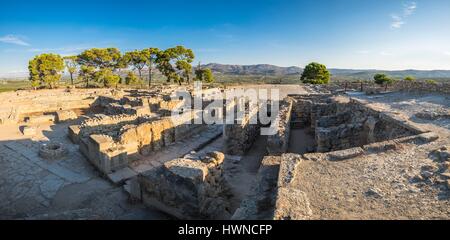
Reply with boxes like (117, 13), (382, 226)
(201, 63), (302, 76)
(201, 63), (450, 80)
(3, 64), (450, 82)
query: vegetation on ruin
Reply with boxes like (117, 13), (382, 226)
(300, 62), (330, 84)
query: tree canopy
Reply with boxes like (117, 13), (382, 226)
(63, 56), (78, 86)
(404, 76), (416, 81)
(374, 73), (393, 85)
(28, 45), (200, 89)
(122, 50), (148, 79)
(77, 65), (96, 88)
(195, 67), (215, 83)
(125, 71), (141, 85)
(156, 46), (195, 85)
(76, 48), (124, 70)
(93, 68), (121, 87)
(300, 62), (330, 84)
(145, 47), (161, 87)
(28, 53), (65, 89)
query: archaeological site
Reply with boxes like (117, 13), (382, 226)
(0, 82), (449, 220)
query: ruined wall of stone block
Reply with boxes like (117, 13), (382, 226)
(0, 88), (120, 124)
(316, 123), (365, 152)
(76, 110), (207, 174)
(232, 155), (281, 220)
(328, 81), (450, 94)
(289, 94), (333, 129)
(224, 107), (260, 155)
(267, 98), (293, 155)
(138, 156), (231, 219)
(314, 97), (419, 152)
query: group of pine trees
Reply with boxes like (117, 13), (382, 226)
(28, 46), (215, 89)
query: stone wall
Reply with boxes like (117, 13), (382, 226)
(138, 156), (231, 219)
(224, 107), (260, 155)
(289, 94), (333, 129)
(328, 81), (450, 94)
(0, 89), (117, 124)
(315, 98), (422, 152)
(76, 110), (206, 174)
(266, 98), (293, 155)
(289, 94), (424, 153)
(231, 156), (281, 220)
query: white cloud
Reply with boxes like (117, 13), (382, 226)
(391, 15), (405, 29)
(390, 2), (417, 29)
(27, 45), (99, 55)
(404, 2), (417, 16)
(380, 51), (394, 56)
(0, 34), (30, 46)
(444, 52), (450, 56)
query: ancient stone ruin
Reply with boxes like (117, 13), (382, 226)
(0, 84), (448, 220)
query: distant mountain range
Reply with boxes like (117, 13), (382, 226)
(202, 63), (450, 80)
(2, 63), (450, 80)
(201, 63), (302, 76)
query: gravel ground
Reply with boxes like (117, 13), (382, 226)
(292, 91), (450, 220)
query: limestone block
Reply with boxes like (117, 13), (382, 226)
(56, 110), (77, 122)
(90, 134), (114, 151)
(139, 158), (230, 219)
(205, 151), (225, 166)
(136, 122), (152, 146)
(27, 114), (55, 124)
(278, 154), (302, 187)
(106, 150), (129, 172)
(22, 126), (36, 136)
(161, 118), (175, 146)
(273, 187), (312, 220)
(418, 132), (439, 143)
(133, 106), (151, 116)
(119, 126), (138, 145)
(327, 147), (365, 161)
(68, 125), (81, 143)
(151, 121), (164, 151)
(164, 158), (209, 183)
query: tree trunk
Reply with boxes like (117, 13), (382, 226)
(148, 61), (153, 88)
(138, 68), (143, 88)
(70, 73), (74, 86)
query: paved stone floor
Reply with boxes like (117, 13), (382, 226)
(0, 120), (170, 219)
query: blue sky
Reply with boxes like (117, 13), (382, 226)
(1, 0), (450, 74)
